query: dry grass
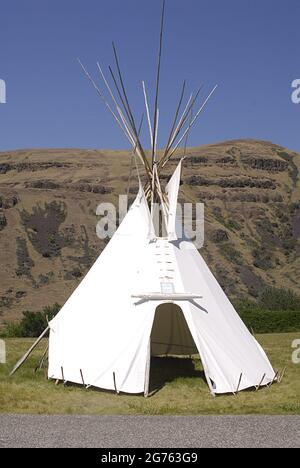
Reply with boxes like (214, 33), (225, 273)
(0, 333), (299, 415)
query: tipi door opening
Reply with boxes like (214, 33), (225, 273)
(146, 303), (205, 395)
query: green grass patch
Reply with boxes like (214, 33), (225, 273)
(0, 333), (299, 415)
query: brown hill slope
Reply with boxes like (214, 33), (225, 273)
(0, 139), (300, 326)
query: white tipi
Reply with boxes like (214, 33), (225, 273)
(47, 165), (276, 396)
(11, 1), (276, 396)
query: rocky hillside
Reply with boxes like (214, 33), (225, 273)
(0, 139), (300, 326)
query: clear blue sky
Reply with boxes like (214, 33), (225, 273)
(0, 0), (299, 152)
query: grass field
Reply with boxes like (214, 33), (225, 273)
(0, 333), (299, 415)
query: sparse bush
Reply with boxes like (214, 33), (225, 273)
(259, 287), (300, 311)
(219, 243), (242, 265)
(289, 202), (300, 213)
(225, 219), (241, 231)
(282, 239), (297, 252)
(1, 303), (60, 337)
(277, 151), (290, 160)
(211, 229), (229, 243)
(252, 248), (273, 270)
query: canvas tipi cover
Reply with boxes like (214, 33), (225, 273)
(48, 164), (276, 396)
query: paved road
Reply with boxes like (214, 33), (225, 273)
(0, 415), (299, 448)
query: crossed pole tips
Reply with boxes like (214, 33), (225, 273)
(78, 0), (217, 209)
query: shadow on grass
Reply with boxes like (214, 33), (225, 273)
(148, 356), (206, 396)
(47, 356), (206, 398)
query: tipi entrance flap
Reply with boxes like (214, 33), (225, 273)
(150, 303), (198, 356)
(144, 302), (202, 397)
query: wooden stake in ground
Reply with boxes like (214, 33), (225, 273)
(268, 370), (279, 389)
(235, 373), (243, 395)
(113, 372), (119, 395)
(80, 369), (85, 387)
(255, 373), (266, 391)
